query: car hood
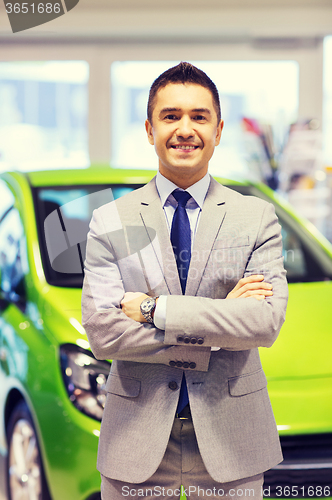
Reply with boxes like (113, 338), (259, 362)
(260, 280), (332, 380)
(41, 286), (89, 348)
(41, 281), (332, 380)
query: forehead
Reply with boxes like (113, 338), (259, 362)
(153, 83), (216, 114)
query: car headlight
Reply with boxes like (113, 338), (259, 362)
(60, 344), (111, 421)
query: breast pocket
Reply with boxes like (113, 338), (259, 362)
(228, 369), (267, 397)
(212, 236), (250, 250)
(208, 236), (250, 286)
(105, 373), (141, 398)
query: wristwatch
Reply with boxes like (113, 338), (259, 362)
(140, 296), (158, 324)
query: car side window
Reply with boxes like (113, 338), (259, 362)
(281, 223), (307, 280)
(277, 214), (331, 283)
(226, 184), (332, 283)
(0, 183), (26, 301)
(0, 209), (26, 298)
(0, 180), (15, 221)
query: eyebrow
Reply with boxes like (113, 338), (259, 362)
(159, 107), (181, 115)
(159, 107), (211, 116)
(192, 108), (211, 115)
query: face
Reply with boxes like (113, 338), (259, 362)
(145, 83), (223, 189)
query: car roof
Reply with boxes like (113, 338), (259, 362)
(3, 165), (247, 188)
(2, 165), (332, 264)
(24, 166), (157, 187)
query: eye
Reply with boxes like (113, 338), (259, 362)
(193, 115), (206, 121)
(164, 114), (178, 121)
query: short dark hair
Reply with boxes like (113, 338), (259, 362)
(147, 61), (221, 124)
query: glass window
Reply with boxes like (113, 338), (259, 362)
(111, 60), (299, 181)
(0, 61), (89, 171)
(280, 223), (307, 280)
(0, 207), (26, 300)
(0, 180), (15, 221)
(323, 36), (332, 165)
(228, 184), (332, 282)
(34, 184), (143, 288)
(32, 181), (332, 288)
(279, 217), (332, 283)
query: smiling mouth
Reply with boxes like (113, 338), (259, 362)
(171, 145), (199, 150)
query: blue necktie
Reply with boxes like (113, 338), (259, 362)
(171, 190), (192, 294)
(170, 190), (191, 414)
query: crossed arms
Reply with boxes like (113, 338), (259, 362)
(82, 202), (288, 369)
(120, 274), (274, 323)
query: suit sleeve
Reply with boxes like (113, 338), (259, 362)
(164, 203), (288, 350)
(81, 208), (211, 371)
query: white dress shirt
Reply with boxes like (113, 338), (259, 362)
(153, 171), (210, 330)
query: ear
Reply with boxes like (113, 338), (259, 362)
(215, 120), (224, 146)
(145, 119), (154, 145)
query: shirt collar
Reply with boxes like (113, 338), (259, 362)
(156, 171), (210, 210)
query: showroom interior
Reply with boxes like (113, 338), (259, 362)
(0, 1), (332, 500)
(1, 0), (332, 240)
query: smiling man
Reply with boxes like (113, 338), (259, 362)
(145, 82), (223, 189)
(82, 62), (288, 500)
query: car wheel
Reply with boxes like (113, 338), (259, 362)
(6, 400), (51, 500)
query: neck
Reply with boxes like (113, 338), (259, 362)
(159, 169), (208, 190)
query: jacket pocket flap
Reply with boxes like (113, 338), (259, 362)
(213, 236), (249, 249)
(228, 369), (267, 397)
(105, 374), (141, 398)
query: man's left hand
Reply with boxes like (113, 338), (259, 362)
(120, 292), (149, 322)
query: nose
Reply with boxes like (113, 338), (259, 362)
(176, 116), (194, 139)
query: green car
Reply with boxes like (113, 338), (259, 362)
(0, 166), (331, 500)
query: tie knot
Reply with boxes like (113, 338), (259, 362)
(172, 190), (192, 208)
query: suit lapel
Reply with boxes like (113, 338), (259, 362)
(139, 179), (182, 295)
(185, 178), (226, 296)
(138, 177), (228, 297)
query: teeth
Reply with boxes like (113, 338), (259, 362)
(173, 145), (197, 150)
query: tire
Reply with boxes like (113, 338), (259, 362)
(6, 400), (51, 500)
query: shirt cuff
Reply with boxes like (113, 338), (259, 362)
(153, 295), (167, 330)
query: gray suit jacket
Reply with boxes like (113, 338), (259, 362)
(82, 176), (288, 484)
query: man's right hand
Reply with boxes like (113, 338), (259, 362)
(226, 275), (273, 301)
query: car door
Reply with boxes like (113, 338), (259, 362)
(0, 180), (29, 497)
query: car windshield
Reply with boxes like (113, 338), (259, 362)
(33, 184), (141, 288)
(228, 185), (332, 283)
(33, 182), (332, 288)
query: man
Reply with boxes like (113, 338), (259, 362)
(82, 62), (288, 500)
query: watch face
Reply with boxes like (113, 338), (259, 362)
(141, 298), (154, 312)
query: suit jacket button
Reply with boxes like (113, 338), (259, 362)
(197, 338), (204, 345)
(183, 362), (190, 369)
(176, 361), (183, 368)
(184, 336), (191, 344)
(168, 381), (178, 390)
(169, 360), (176, 367)
(177, 336), (184, 343)
(189, 362), (196, 369)
(190, 337), (197, 344)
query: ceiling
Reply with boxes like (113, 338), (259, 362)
(81, 0), (332, 8)
(0, 0), (332, 42)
